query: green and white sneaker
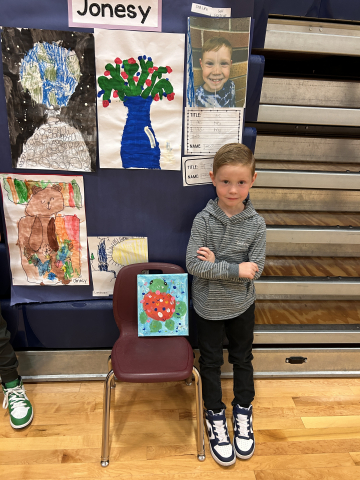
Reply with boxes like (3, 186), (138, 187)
(2, 377), (33, 429)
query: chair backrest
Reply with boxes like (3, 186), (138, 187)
(113, 262), (185, 336)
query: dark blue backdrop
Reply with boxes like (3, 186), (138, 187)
(0, 0), (267, 304)
(269, 0), (360, 20)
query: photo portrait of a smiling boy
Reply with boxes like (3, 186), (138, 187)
(187, 17), (251, 109)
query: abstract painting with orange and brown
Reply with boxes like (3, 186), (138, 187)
(0, 173), (89, 286)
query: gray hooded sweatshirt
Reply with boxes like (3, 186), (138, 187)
(186, 198), (266, 320)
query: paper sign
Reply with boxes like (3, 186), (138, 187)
(68, 0), (161, 31)
(182, 156), (213, 186)
(191, 3), (231, 17)
(184, 107), (243, 155)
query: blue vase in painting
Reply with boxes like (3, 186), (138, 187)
(120, 96), (161, 169)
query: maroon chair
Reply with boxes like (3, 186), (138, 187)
(101, 262), (205, 467)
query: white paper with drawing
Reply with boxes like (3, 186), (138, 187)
(1, 27), (96, 172)
(95, 29), (184, 170)
(0, 174), (89, 286)
(88, 236), (148, 296)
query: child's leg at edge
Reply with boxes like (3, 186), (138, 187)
(0, 306), (19, 384)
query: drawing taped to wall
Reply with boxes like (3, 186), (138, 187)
(0, 174), (89, 286)
(95, 29), (184, 169)
(88, 236), (148, 296)
(138, 274), (188, 336)
(1, 27), (96, 172)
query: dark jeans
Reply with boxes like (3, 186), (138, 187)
(197, 303), (255, 411)
(0, 305), (19, 384)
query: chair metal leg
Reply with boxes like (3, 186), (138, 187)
(192, 366), (205, 461)
(101, 370), (115, 467)
(107, 355), (116, 389)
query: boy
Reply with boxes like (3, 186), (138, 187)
(195, 37), (236, 108)
(1, 305), (33, 429)
(186, 143), (266, 466)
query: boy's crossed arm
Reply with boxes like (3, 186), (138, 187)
(197, 246), (259, 280)
(186, 216), (266, 282)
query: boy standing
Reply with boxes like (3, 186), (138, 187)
(195, 37), (236, 108)
(186, 143), (266, 466)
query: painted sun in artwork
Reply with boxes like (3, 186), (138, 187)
(107, 237), (148, 267)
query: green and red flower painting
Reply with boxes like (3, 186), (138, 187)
(95, 29), (184, 170)
(138, 274), (188, 336)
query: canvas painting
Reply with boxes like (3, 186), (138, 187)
(0, 173), (89, 286)
(138, 274), (188, 336)
(88, 236), (148, 296)
(187, 17), (251, 108)
(1, 27), (96, 172)
(95, 29), (184, 170)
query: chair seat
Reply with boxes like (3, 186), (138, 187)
(111, 335), (194, 383)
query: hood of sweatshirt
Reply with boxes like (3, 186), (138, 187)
(203, 198), (258, 225)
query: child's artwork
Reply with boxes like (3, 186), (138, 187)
(187, 17), (251, 109)
(88, 236), (148, 296)
(0, 174), (89, 286)
(95, 29), (184, 170)
(138, 274), (188, 336)
(1, 27), (96, 172)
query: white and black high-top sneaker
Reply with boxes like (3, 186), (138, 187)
(232, 404), (255, 459)
(205, 409), (236, 466)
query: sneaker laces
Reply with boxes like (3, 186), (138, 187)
(2, 384), (28, 411)
(235, 412), (250, 438)
(212, 416), (229, 444)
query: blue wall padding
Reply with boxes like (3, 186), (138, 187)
(0, 195), (4, 236)
(269, 0), (322, 17)
(23, 300), (119, 348)
(270, 0), (360, 20)
(243, 127), (257, 154)
(162, 0), (254, 34)
(246, 55), (265, 122)
(319, 0), (360, 20)
(0, 244), (11, 299)
(252, 0), (271, 49)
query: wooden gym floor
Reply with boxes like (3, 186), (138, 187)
(1, 378), (360, 479)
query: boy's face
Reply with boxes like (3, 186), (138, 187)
(199, 45), (232, 93)
(209, 163), (257, 215)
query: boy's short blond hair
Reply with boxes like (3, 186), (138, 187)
(201, 37), (233, 57)
(213, 143), (255, 177)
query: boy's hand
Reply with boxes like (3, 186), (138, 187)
(239, 262), (259, 279)
(197, 247), (215, 263)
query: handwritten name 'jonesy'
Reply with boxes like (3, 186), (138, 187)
(77, 1), (152, 24)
